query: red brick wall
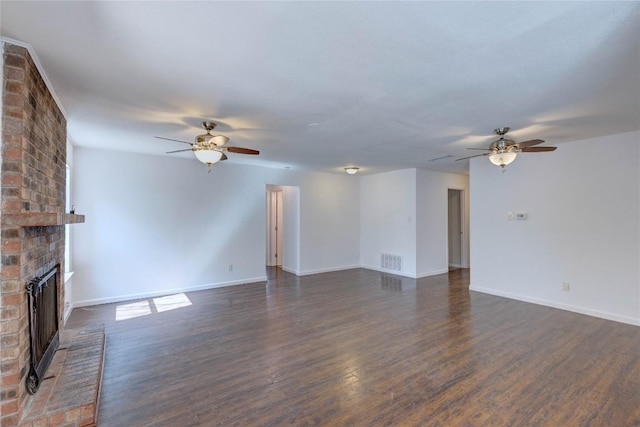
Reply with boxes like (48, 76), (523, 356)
(1, 42), (67, 425)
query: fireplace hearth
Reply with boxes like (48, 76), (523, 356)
(25, 264), (61, 395)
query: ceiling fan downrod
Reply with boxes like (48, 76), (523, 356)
(494, 127), (510, 137)
(202, 122), (217, 132)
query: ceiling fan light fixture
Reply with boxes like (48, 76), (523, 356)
(344, 167), (360, 175)
(488, 149), (517, 168)
(194, 149), (223, 165)
(457, 127), (555, 170)
(159, 120), (259, 172)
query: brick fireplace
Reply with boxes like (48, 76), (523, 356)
(1, 42), (70, 425)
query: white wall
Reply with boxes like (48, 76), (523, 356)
(416, 169), (469, 277)
(281, 185), (300, 273)
(359, 168), (469, 278)
(469, 131), (640, 325)
(72, 148), (360, 305)
(63, 140), (75, 322)
(360, 169), (418, 276)
(264, 170), (360, 275)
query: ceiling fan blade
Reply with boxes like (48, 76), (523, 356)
(166, 148), (194, 154)
(513, 139), (544, 149)
(466, 148), (492, 151)
(226, 147), (260, 155)
(155, 136), (194, 146)
(220, 153), (228, 161)
(520, 146), (557, 152)
(428, 155), (454, 162)
(456, 153), (489, 161)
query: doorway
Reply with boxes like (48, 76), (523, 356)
(448, 189), (463, 268)
(266, 188), (283, 267)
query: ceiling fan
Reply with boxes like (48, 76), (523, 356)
(155, 121), (259, 172)
(456, 127), (557, 171)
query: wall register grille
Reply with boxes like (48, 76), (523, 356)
(381, 253), (402, 272)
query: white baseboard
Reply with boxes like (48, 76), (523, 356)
(73, 276), (268, 308)
(360, 265), (450, 279)
(294, 264), (361, 277)
(285, 264), (431, 278)
(63, 302), (74, 325)
(360, 264), (416, 278)
(281, 266), (298, 275)
(72, 265), (448, 308)
(63, 271), (74, 325)
(416, 268), (449, 278)
(469, 285), (640, 326)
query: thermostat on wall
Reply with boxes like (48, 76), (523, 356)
(507, 212), (528, 221)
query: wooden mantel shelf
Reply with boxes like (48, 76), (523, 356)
(4, 213), (85, 227)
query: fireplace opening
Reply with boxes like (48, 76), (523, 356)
(25, 264), (60, 395)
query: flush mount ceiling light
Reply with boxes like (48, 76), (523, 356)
(344, 167), (360, 175)
(155, 122), (259, 172)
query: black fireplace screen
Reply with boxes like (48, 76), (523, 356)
(25, 264), (60, 394)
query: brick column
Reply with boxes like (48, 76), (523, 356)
(1, 42), (67, 425)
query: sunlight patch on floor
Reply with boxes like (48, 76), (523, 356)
(115, 301), (152, 321)
(153, 293), (192, 312)
(115, 293), (192, 321)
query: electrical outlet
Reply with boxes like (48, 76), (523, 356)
(228, 264), (233, 272)
(562, 282), (570, 292)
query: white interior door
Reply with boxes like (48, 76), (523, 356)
(266, 190), (283, 266)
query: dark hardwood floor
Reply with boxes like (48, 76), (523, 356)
(66, 268), (640, 426)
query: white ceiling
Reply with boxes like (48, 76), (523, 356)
(2, 1), (639, 175)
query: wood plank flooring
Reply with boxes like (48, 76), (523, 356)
(66, 268), (640, 426)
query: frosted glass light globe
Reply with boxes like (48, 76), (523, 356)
(194, 149), (223, 165)
(488, 150), (517, 167)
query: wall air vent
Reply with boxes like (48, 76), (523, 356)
(381, 253), (402, 272)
